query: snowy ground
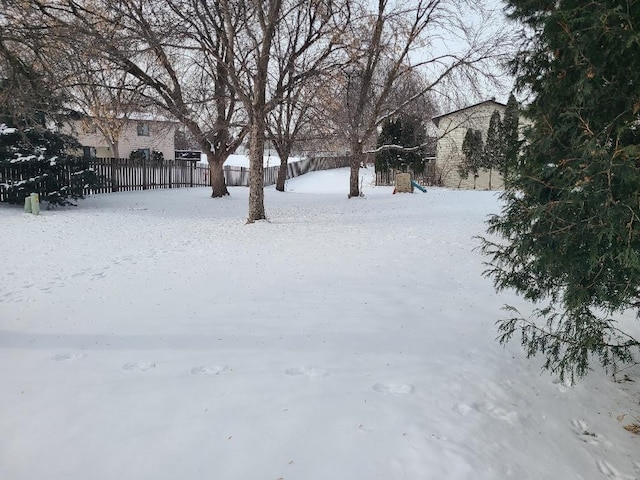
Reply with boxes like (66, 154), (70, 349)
(200, 153), (303, 167)
(1, 167), (639, 480)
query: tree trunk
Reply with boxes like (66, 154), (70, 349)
(110, 141), (120, 192)
(209, 157), (228, 197)
(488, 168), (493, 190)
(276, 153), (289, 192)
(247, 119), (266, 222)
(349, 141), (363, 198)
(202, 144), (229, 197)
(111, 141), (120, 160)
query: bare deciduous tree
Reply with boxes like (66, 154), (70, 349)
(181, 0), (349, 222)
(0, 2), (68, 128)
(65, 60), (148, 160)
(24, 0), (248, 197)
(329, 0), (512, 198)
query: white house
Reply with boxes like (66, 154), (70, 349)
(64, 113), (177, 160)
(432, 99), (506, 189)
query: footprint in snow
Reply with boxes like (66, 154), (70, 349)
(453, 402), (518, 423)
(453, 403), (475, 416)
(190, 365), (227, 375)
(52, 352), (86, 361)
(90, 271), (106, 280)
(373, 383), (414, 394)
(596, 459), (636, 480)
(285, 367), (330, 378)
(122, 362), (156, 372)
(571, 419), (613, 447)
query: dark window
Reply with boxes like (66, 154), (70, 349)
(83, 146), (96, 158)
(137, 122), (150, 136)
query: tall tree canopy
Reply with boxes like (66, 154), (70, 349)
(460, 128), (483, 189)
(375, 115), (428, 173)
(482, 109), (503, 190)
(482, 0), (640, 380)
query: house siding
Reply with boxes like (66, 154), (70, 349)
(64, 119), (177, 160)
(434, 101), (506, 190)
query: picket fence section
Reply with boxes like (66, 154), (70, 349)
(0, 155), (353, 202)
(92, 156), (352, 192)
(88, 158), (206, 193)
(375, 161), (437, 187)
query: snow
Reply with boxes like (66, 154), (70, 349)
(1, 167), (639, 480)
(200, 153), (304, 168)
(0, 123), (17, 135)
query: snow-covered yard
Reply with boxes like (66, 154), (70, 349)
(1, 167), (638, 479)
(200, 153), (304, 167)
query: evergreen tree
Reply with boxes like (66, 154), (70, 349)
(483, 110), (503, 190)
(482, 1), (640, 380)
(375, 115), (427, 173)
(0, 63), (100, 206)
(460, 128), (483, 189)
(500, 93), (520, 185)
(375, 118), (403, 172)
(0, 125), (101, 206)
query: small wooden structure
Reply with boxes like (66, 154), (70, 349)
(395, 172), (413, 193)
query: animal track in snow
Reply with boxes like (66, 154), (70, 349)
(284, 367), (329, 378)
(453, 403), (474, 416)
(453, 402), (518, 423)
(596, 459), (636, 480)
(571, 419), (613, 447)
(373, 383), (414, 394)
(122, 362), (156, 372)
(572, 419), (593, 435)
(190, 365), (227, 375)
(90, 271), (106, 280)
(52, 352), (86, 361)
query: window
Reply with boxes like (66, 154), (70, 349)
(82, 146), (96, 158)
(137, 122), (150, 136)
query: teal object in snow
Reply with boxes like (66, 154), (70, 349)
(411, 181), (427, 193)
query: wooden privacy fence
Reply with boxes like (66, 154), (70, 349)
(0, 155), (354, 201)
(375, 161), (437, 187)
(96, 155), (352, 192)
(89, 158), (207, 193)
(222, 156), (352, 187)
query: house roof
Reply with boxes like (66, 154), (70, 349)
(432, 99), (506, 127)
(64, 106), (178, 124)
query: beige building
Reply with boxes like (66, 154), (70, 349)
(433, 99), (506, 189)
(64, 113), (177, 160)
